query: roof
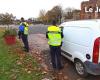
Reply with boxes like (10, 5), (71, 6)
(60, 19), (100, 29)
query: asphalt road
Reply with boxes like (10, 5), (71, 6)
(29, 24), (48, 34)
(28, 24), (100, 80)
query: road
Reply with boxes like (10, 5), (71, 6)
(28, 24), (48, 34)
(28, 24), (100, 80)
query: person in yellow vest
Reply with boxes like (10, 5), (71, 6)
(18, 17), (29, 52)
(46, 20), (64, 70)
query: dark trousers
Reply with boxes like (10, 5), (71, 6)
(49, 46), (62, 70)
(21, 34), (29, 51)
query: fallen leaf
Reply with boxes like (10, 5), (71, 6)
(63, 76), (68, 80)
(24, 68), (28, 71)
(33, 67), (37, 71)
(27, 70), (31, 74)
(16, 60), (22, 65)
(41, 63), (49, 71)
(41, 78), (50, 80)
(10, 74), (17, 80)
(42, 71), (48, 75)
(35, 73), (40, 76)
(19, 57), (23, 60)
(38, 57), (42, 61)
(37, 67), (41, 71)
(52, 76), (58, 80)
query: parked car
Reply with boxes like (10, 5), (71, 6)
(60, 19), (100, 77)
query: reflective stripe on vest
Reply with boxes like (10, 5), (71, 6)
(47, 26), (62, 46)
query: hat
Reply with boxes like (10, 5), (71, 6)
(21, 17), (24, 22)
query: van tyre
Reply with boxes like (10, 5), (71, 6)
(74, 59), (88, 77)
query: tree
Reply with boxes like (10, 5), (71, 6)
(38, 5), (62, 24)
(51, 5), (62, 23)
(45, 10), (56, 23)
(72, 9), (80, 20)
(0, 13), (15, 26)
(38, 6), (80, 24)
(46, 5), (62, 24)
(38, 9), (46, 23)
(63, 8), (74, 19)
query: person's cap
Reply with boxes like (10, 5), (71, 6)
(21, 17), (24, 21)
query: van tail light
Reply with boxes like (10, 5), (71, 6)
(92, 37), (100, 64)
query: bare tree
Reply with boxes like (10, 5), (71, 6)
(63, 8), (74, 19)
(51, 5), (62, 23)
(38, 6), (80, 24)
(45, 5), (62, 24)
(38, 5), (62, 24)
(0, 13), (15, 27)
(45, 10), (56, 23)
(38, 9), (46, 23)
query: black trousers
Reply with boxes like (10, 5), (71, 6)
(21, 34), (29, 51)
(49, 46), (62, 70)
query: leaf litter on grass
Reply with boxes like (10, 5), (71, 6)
(0, 40), (43, 80)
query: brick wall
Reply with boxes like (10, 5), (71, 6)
(80, 0), (100, 19)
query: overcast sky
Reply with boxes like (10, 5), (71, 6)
(0, 0), (88, 19)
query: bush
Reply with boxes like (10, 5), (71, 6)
(3, 28), (17, 37)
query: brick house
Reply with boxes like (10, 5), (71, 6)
(80, 0), (100, 19)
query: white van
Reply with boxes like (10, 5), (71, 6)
(60, 19), (100, 77)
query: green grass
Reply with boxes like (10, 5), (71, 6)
(0, 30), (43, 80)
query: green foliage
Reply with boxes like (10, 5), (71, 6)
(3, 28), (17, 37)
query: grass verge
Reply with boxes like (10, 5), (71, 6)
(0, 28), (43, 80)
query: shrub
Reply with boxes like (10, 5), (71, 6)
(3, 28), (17, 37)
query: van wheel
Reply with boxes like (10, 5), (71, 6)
(74, 59), (88, 77)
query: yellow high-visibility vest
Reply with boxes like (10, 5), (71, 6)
(47, 26), (62, 46)
(23, 22), (29, 35)
(24, 26), (28, 35)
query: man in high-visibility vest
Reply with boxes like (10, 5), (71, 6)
(46, 20), (63, 70)
(18, 17), (29, 52)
